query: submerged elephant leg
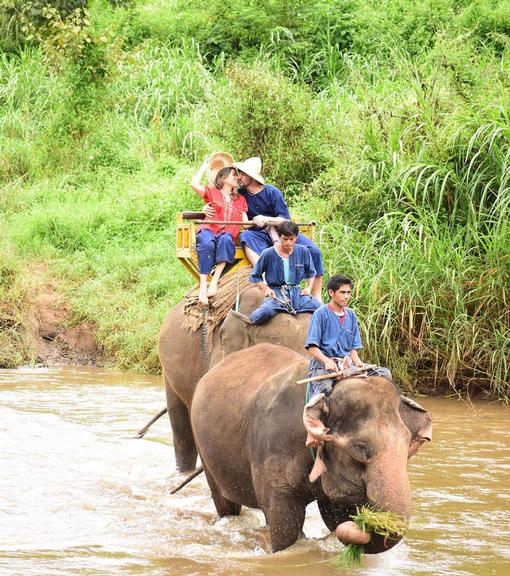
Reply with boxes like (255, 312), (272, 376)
(264, 496), (306, 552)
(165, 381), (198, 473)
(203, 466), (241, 517)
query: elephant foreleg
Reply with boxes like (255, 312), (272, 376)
(203, 466), (242, 517)
(317, 498), (353, 533)
(264, 495), (306, 552)
(165, 380), (198, 473)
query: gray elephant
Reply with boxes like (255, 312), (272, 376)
(190, 343), (432, 553)
(158, 286), (313, 473)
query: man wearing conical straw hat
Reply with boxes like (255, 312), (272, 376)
(206, 156), (324, 300)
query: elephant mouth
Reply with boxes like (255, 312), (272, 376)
(335, 510), (407, 554)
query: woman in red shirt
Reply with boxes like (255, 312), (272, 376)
(191, 160), (248, 305)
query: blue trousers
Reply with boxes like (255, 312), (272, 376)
(196, 229), (235, 274)
(250, 286), (321, 324)
(240, 228), (324, 276)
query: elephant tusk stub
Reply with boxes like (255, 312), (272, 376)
(336, 521), (372, 545)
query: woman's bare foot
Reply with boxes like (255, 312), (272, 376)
(198, 286), (209, 305)
(207, 280), (218, 297)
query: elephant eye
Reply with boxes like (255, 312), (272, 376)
(348, 440), (373, 463)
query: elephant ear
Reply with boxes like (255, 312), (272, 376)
(303, 393), (334, 482)
(399, 396), (433, 457)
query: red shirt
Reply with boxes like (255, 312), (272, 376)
(200, 186), (248, 240)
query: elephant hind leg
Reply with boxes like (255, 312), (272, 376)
(165, 379), (198, 473)
(264, 495), (306, 552)
(203, 466), (242, 517)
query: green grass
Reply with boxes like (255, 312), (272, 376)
(0, 0), (508, 396)
(339, 506), (408, 568)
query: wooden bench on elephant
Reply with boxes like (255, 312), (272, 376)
(176, 211), (316, 283)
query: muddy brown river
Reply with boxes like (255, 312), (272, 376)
(0, 367), (509, 575)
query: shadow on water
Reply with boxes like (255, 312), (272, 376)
(0, 368), (509, 576)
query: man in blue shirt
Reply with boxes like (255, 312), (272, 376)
(246, 220), (321, 324)
(305, 274), (393, 398)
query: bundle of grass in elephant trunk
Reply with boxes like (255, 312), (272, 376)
(337, 506), (408, 568)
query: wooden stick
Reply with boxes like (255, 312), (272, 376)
(296, 371), (345, 385)
(296, 367), (371, 385)
(192, 220), (314, 226)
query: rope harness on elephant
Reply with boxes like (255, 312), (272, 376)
(200, 305), (210, 368)
(305, 383), (318, 462)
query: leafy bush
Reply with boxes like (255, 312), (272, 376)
(207, 62), (328, 189)
(0, 0), (88, 51)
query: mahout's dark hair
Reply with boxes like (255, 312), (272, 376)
(327, 274), (353, 293)
(277, 220), (299, 237)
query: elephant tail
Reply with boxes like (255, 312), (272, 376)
(135, 407), (168, 438)
(170, 466), (204, 494)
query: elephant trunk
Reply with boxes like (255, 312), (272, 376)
(368, 446), (411, 553)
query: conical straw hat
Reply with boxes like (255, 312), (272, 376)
(233, 157), (265, 185)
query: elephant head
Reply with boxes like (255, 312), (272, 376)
(304, 377), (432, 554)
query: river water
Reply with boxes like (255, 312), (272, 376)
(0, 367), (509, 576)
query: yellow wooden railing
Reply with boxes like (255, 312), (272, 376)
(176, 211), (316, 282)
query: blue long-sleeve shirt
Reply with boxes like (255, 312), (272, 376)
(305, 305), (363, 358)
(249, 245), (315, 287)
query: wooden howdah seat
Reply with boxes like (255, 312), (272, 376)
(176, 211), (316, 283)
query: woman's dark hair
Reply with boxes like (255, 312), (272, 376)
(327, 274), (353, 293)
(277, 220), (299, 237)
(215, 167), (235, 189)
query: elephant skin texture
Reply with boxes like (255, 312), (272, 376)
(158, 286), (314, 473)
(190, 343), (432, 553)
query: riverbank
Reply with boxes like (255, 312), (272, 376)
(1, 1), (508, 399)
(0, 254), (499, 400)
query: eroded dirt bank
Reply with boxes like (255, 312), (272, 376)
(5, 263), (104, 368)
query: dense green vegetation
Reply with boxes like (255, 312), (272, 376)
(0, 0), (508, 397)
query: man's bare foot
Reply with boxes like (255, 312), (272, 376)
(207, 281), (218, 297)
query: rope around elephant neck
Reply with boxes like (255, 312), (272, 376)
(200, 305), (210, 368)
(305, 383), (318, 462)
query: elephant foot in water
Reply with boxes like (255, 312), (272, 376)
(165, 382), (198, 473)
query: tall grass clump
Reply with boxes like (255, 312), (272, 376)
(207, 62), (329, 190)
(0, 48), (66, 183)
(108, 41), (214, 160)
(6, 164), (198, 371)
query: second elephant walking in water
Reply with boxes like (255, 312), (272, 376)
(191, 343), (432, 553)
